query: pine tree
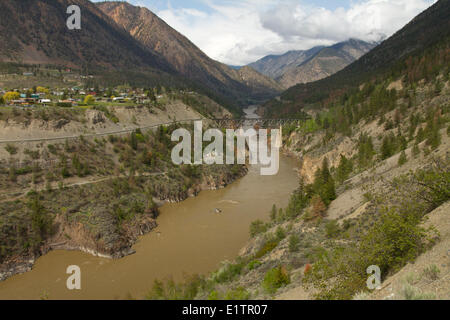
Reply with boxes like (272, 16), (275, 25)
(398, 151), (408, 166)
(412, 143), (420, 158)
(130, 131), (138, 150)
(381, 136), (393, 160)
(312, 158), (336, 206)
(336, 155), (353, 184)
(270, 204), (277, 221)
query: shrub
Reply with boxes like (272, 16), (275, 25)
(270, 204), (277, 221)
(254, 240), (279, 259)
(5, 144), (18, 155)
(398, 151), (408, 166)
(304, 206), (431, 300)
(24, 149), (40, 160)
(353, 291), (371, 300)
(360, 208), (428, 274)
(213, 261), (245, 284)
(249, 220), (268, 238)
(422, 265), (440, 281)
(247, 260), (262, 271)
(208, 291), (219, 300)
(84, 95), (95, 105)
(412, 143), (420, 158)
(304, 264), (312, 275)
(307, 195), (327, 220)
(262, 266), (290, 294)
(224, 287), (250, 300)
(325, 220), (340, 238)
(57, 102), (72, 108)
(398, 282), (436, 300)
(47, 144), (57, 155)
(288, 234), (300, 252)
(275, 226), (286, 240)
(409, 162), (450, 211)
(146, 274), (205, 300)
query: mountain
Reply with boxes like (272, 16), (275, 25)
(248, 46), (324, 79)
(97, 1), (282, 105)
(263, 0), (450, 117)
(0, 0), (172, 73)
(248, 39), (376, 88)
(277, 39), (376, 88)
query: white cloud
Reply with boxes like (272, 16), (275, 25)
(154, 0), (436, 65)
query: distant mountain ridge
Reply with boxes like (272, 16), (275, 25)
(248, 39), (376, 88)
(248, 46), (325, 79)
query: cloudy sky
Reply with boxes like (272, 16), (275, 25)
(94, 0), (436, 65)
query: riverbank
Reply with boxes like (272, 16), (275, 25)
(0, 164), (248, 283)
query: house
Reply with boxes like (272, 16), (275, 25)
(39, 99), (52, 104)
(58, 99), (77, 107)
(10, 99), (26, 105)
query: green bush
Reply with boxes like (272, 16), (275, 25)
(275, 226), (286, 240)
(249, 220), (268, 238)
(262, 266), (290, 294)
(254, 240), (279, 259)
(57, 102), (72, 108)
(213, 261), (245, 284)
(247, 260), (262, 271)
(422, 264), (440, 281)
(398, 282), (436, 300)
(5, 144), (18, 155)
(224, 287), (250, 300)
(398, 151), (408, 166)
(304, 207), (430, 300)
(47, 144), (57, 155)
(325, 220), (340, 238)
(288, 234), (300, 252)
(146, 275), (205, 300)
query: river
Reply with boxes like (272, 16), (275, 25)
(0, 106), (299, 300)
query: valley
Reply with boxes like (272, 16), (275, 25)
(0, 0), (449, 302)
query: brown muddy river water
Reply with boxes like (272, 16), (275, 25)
(0, 157), (298, 300)
(0, 107), (300, 300)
